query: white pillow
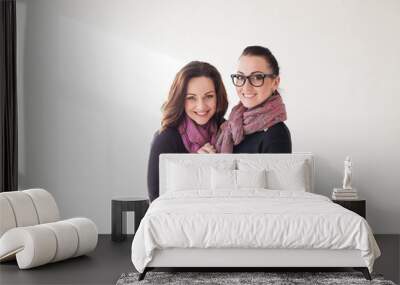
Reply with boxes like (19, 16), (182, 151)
(211, 168), (236, 190)
(237, 169), (267, 189)
(211, 168), (267, 190)
(237, 159), (310, 192)
(267, 162), (307, 191)
(166, 160), (235, 192)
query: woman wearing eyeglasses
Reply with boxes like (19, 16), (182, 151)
(147, 61), (229, 202)
(216, 46), (291, 154)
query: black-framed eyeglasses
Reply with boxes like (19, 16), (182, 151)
(230, 73), (276, 87)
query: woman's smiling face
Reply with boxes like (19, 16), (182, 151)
(184, 76), (217, 125)
(236, 55), (280, 109)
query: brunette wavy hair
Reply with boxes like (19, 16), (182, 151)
(161, 61), (228, 131)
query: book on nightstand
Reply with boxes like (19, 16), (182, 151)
(332, 188), (359, 200)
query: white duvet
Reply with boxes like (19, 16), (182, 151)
(131, 190), (380, 273)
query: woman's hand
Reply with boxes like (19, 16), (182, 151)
(197, 143), (216, 154)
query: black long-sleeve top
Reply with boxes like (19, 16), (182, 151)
(233, 122), (292, 153)
(147, 122), (291, 202)
(147, 128), (188, 202)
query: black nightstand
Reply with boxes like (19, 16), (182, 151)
(332, 199), (366, 219)
(111, 197), (149, 241)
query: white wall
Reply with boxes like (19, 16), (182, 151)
(16, 0), (400, 234)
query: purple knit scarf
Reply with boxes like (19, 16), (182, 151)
(178, 115), (218, 153)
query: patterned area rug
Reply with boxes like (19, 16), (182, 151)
(116, 271), (396, 285)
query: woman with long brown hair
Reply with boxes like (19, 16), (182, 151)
(147, 61), (228, 202)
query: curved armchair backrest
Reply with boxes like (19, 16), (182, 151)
(0, 189), (60, 237)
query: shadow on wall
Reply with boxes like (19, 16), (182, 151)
(313, 154), (342, 197)
(16, 0), (185, 234)
(17, 172), (26, 190)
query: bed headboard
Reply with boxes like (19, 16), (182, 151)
(159, 153), (315, 195)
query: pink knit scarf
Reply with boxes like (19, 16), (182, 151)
(216, 92), (287, 153)
(178, 115), (218, 153)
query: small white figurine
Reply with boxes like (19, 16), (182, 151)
(342, 156), (352, 190)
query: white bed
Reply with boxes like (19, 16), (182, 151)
(131, 153), (380, 280)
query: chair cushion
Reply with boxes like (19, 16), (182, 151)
(24, 189), (60, 224)
(0, 218), (98, 269)
(0, 191), (39, 227)
(42, 221), (79, 262)
(0, 196), (17, 237)
(0, 189), (60, 238)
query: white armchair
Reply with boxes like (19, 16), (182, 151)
(0, 188), (98, 269)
